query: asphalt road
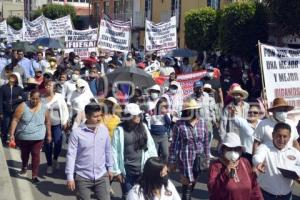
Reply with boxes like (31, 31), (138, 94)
(4, 138), (300, 200)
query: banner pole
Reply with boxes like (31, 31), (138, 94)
(258, 40), (269, 113)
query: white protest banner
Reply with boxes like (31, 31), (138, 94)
(65, 28), (98, 58)
(98, 17), (131, 52)
(145, 16), (177, 52)
(259, 43), (300, 113)
(0, 20), (8, 39)
(22, 16), (49, 42)
(45, 15), (73, 38)
(6, 25), (23, 43)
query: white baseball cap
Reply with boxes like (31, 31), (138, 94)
(124, 103), (143, 116)
(220, 132), (245, 152)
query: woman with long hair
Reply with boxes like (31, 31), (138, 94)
(111, 103), (157, 199)
(127, 157), (180, 200)
(43, 80), (69, 174)
(150, 97), (171, 162)
(102, 97), (121, 138)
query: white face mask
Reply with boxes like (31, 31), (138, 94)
(74, 59), (80, 64)
(150, 93), (159, 100)
(274, 111), (288, 122)
(224, 151), (241, 162)
(76, 87), (85, 94)
(169, 89), (177, 95)
(127, 55), (132, 59)
(71, 74), (79, 82)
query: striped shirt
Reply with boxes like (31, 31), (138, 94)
(169, 119), (209, 182)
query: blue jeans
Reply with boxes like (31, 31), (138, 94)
(121, 174), (140, 199)
(1, 112), (13, 143)
(44, 125), (63, 166)
(261, 189), (292, 200)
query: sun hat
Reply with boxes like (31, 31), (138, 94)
(182, 99), (201, 111)
(203, 83), (215, 93)
(49, 57), (57, 62)
(228, 84), (248, 99)
(105, 97), (118, 105)
(34, 67), (42, 72)
(148, 84), (161, 93)
(267, 97), (294, 112)
(76, 79), (85, 88)
(193, 80), (204, 88)
(170, 81), (180, 89)
(27, 78), (38, 85)
(124, 103), (143, 116)
(220, 132), (245, 152)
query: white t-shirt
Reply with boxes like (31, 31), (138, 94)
(253, 143), (300, 195)
(253, 117), (299, 147)
(127, 180), (181, 200)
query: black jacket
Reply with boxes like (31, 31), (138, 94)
(0, 84), (25, 114)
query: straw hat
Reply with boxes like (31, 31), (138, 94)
(49, 57), (57, 62)
(220, 132), (245, 152)
(267, 97), (294, 112)
(182, 99), (201, 111)
(203, 83), (215, 93)
(27, 78), (38, 85)
(228, 84), (248, 99)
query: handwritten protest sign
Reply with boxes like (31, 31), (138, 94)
(65, 28), (98, 58)
(259, 43), (300, 113)
(145, 16), (177, 52)
(45, 15), (73, 38)
(6, 25), (23, 43)
(22, 16), (49, 42)
(0, 20), (7, 39)
(98, 17), (131, 52)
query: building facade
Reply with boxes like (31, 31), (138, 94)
(1, 0), (24, 19)
(90, 0), (233, 49)
(51, 0), (90, 16)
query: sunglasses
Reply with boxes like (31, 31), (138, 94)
(248, 111), (259, 115)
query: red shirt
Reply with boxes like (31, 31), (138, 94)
(208, 157), (263, 200)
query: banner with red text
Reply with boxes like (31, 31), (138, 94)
(259, 43), (300, 113)
(155, 70), (208, 97)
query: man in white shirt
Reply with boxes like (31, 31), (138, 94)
(253, 122), (300, 200)
(253, 98), (300, 153)
(17, 49), (35, 78)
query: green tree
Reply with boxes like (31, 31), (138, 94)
(218, 2), (268, 61)
(33, 4), (79, 28)
(185, 7), (218, 53)
(6, 16), (23, 30)
(265, 0), (300, 37)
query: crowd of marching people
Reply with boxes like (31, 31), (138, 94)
(1, 43), (300, 200)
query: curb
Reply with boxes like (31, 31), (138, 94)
(0, 140), (17, 200)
